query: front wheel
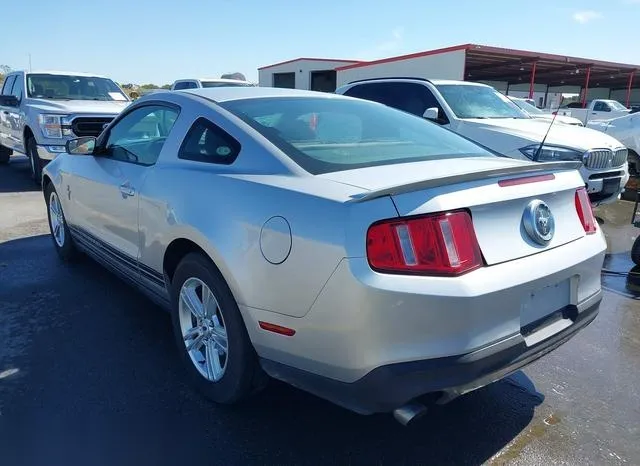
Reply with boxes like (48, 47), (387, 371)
(45, 183), (78, 261)
(27, 138), (43, 185)
(170, 253), (264, 404)
(0, 145), (11, 164)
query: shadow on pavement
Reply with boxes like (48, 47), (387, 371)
(0, 155), (40, 193)
(0, 234), (544, 466)
(602, 252), (640, 299)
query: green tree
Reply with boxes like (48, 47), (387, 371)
(0, 65), (12, 86)
(140, 83), (159, 89)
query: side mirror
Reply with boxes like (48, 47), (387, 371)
(423, 107), (440, 121)
(0, 95), (19, 107)
(66, 137), (97, 155)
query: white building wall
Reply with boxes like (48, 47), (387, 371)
(336, 50), (466, 87)
(258, 60), (360, 90)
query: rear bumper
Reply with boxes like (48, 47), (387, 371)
(260, 292), (601, 415)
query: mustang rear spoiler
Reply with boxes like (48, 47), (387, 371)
(347, 161), (582, 203)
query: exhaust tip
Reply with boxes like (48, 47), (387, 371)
(393, 402), (428, 426)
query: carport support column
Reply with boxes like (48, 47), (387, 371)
(582, 66), (592, 108)
(626, 71), (636, 107)
(528, 61), (537, 99)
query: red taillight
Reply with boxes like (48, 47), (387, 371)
(366, 210), (483, 276)
(575, 187), (597, 234)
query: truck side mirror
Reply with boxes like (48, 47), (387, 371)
(0, 95), (19, 107)
(423, 107), (439, 122)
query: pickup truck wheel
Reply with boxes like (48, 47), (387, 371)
(170, 253), (263, 405)
(0, 145), (10, 164)
(45, 183), (78, 261)
(632, 236), (640, 266)
(27, 138), (43, 185)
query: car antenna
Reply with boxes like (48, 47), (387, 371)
(534, 96), (562, 162)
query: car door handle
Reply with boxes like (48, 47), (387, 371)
(119, 184), (135, 197)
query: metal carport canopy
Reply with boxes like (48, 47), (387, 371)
(463, 44), (638, 104)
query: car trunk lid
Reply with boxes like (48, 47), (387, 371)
(321, 157), (588, 266)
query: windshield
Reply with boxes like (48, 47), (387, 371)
(26, 74), (129, 101)
(220, 96), (496, 175)
(435, 84), (529, 119)
(201, 81), (254, 88)
(511, 98), (544, 115)
(605, 100), (628, 111)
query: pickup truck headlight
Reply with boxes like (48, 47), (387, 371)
(38, 114), (73, 138)
(519, 144), (584, 162)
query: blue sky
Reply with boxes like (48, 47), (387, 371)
(3, 0), (640, 85)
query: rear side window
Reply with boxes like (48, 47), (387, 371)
(220, 96), (495, 174)
(178, 117), (240, 164)
(174, 81), (198, 90)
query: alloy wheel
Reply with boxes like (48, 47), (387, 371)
(178, 277), (229, 382)
(49, 191), (65, 247)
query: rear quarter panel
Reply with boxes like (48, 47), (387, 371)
(139, 166), (389, 317)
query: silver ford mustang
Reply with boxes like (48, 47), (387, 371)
(42, 87), (606, 424)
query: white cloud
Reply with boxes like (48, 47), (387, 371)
(376, 27), (404, 53)
(355, 27), (405, 60)
(572, 10), (602, 24)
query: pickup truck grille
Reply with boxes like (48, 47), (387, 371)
(71, 117), (114, 137)
(584, 148), (628, 169)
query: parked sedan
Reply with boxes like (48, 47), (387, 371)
(42, 87), (606, 424)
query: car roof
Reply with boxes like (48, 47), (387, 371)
(174, 78), (251, 83)
(182, 86), (352, 103)
(345, 77), (490, 87)
(23, 70), (111, 78)
(428, 79), (489, 86)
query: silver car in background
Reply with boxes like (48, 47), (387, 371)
(42, 87), (606, 423)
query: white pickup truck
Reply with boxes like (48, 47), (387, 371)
(556, 99), (631, 125)
(336, 78), (629, 205)
(0, 70), (130, 183)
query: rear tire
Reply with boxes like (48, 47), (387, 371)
(170, 253), (264, 404)
(632, 236), (640, 266)
(0, 145), (11, 164)
(45, 183), (78, 261)
(27, 137), (43, 185)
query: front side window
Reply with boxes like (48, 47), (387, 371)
(26, 74), (129, 101)
(102, 104), (179, 166)
(174, 81), (198, 90)
(200, 81), (253, 88)
(435, 84), (527, 119)
(220, 96), (496, 175)
(346, 82), (448, 123)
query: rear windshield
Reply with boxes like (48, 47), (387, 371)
(219, 96), (496, 174)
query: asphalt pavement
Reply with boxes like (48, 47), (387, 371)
(1, 155), (639, 466)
